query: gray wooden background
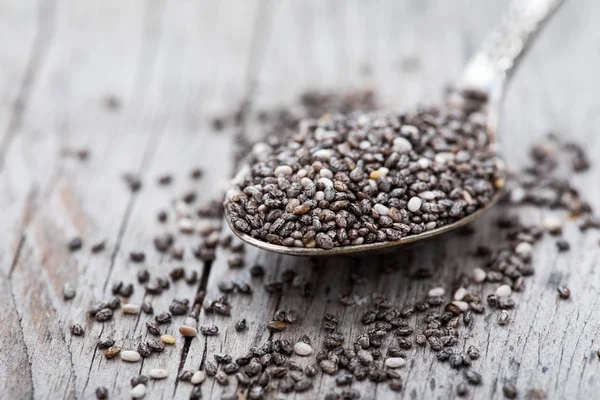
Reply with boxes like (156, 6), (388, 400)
(1, 0), (599, 399)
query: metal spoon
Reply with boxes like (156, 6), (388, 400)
(225, 0), (565, 257)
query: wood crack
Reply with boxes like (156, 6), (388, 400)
(7, 237), (33, 398)
(81, 324), (105, 397)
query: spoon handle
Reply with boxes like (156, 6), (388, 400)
(460, 0), (565, 97)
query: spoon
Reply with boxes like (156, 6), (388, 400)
(225, 0), (565, 257)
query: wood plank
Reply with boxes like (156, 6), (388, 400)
(3, 1), (259, 399)
(0, 0), (45, 395)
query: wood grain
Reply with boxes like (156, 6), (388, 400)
(2, 1), (600, 399)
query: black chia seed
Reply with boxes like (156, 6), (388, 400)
(146, 321), (161, 336)
(68, 237), (83, 252)
(70, 324), (84, 336)
(556, 239), (570, 252)
(464, 370), (482, 385)
(97, 338), (115, 349)
(129, 251), (145, 263)
(155, 312), (172, 324)
(91, 240), (106, 253)
(95, 386), (108, 399)
(503, 383), (518, 398)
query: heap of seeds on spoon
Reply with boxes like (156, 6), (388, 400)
(226, 89), (505, 249)
(61, 88), (599, 400)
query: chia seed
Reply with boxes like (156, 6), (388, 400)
(68, 237), (83, 252)
(235, 319), (247, 331)
(119, 283), (134, 297)
(226, 91), (503, 250)
(464, 370), (482, 385)
(130, 375), (148, 387)
(557, 286), (571, 299)
(556, 239), (570, 252)
(129, 251), (145, 263)
(503, 383), (518, 398)
(155, 312), (172, 324)
(94, 308), (114, 322)
(63, 284), (76, 300)
(200, 324), (219, 336)
(97, 338), (115, 349)
(146, 321), (161, 335)
(95, 387), (108, 399)
(70, 324), (84, 336)
(91, 240), (106, 253)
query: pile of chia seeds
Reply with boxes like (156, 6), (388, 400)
(62, 88), (598, 400)
(225, 90), (505, 249)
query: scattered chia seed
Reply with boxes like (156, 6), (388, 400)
(267, 321), (286, 332)
(91, 240), (106, 253)
(104, 346), (121, 359)
(155, 312), (172, 324)
(119, 283), (133, 297)
(190, 386), (202, 400)
(161, 334), (176, 345)
(107, 296), (121, 309)
(62, 284), (76, 300)
(129, 251), (145, 263)
(169, 298), (189, 315)
(449, 353), (464, 369)
(137, 269), (149, 284)
(95, 386), (108, 399)
(94, 308), (114, 322)
(556, 239), (570, 252)
(70, 324), (84, 336)
(464, 370), (482, 385)
(146, 338), (165, 352)
(111, 282), (122, 295)
(68, 237), (83, 252)
(503, 383), (518, 398)
(137, 342), (151, 358)
(185, 270), (198, 285)
(97, 338), (115, 349)
(190, 168), (203, 180)
(158, 174), (173, 185)
(498, 310), (509, 325)
(200, 324), (219, 336)
(146, 321), (161, 336)
(123, 174), (142, 192)
(130, 375), (148, 387)
(141, 301), (154, 315)
(157, 210), (168, 223)
(235, 319), (247, 331)
(557, 286), (571, 299)
(215, 371), (229, 385)
(467, 345), (480, 360)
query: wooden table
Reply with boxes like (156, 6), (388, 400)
(2, 1), (599, 399)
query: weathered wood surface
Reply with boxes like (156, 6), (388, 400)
(1, 0), (599, 399)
